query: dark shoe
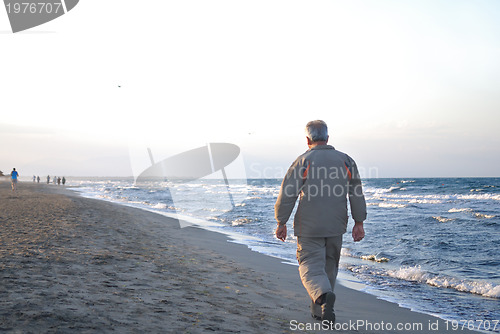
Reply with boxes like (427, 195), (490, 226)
(321, 291), (336, 323)
(310, 300), (322, 320)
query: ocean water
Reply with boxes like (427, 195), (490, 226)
(69, 177), (500, 332)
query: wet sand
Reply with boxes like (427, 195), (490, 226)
(0, 181), (477, 333)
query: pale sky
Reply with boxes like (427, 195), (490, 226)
(1, 0), (499, 178)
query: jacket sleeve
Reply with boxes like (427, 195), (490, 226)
(347, 156), (367, 223)
(274, 158), (307, 225)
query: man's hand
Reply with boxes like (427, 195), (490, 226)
(276, 224), (287, 242)
(352, 221), (365, 242)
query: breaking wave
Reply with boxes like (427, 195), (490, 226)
(432, 216), (455, 223)
(378, 202), (407, 208)
(388, 266), (500, 299)
(448, 208), (473, 213)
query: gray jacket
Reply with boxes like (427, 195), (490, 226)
(274, 145), (367, 237)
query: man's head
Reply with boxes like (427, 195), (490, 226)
(305, 120), (328, 147)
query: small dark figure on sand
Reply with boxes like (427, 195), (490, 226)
(11, 168), (19, 192)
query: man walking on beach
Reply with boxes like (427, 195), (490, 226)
(275, 120), (367, 322)
(11, 168), (19, 192)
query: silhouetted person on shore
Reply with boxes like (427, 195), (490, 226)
(10, 168), (19, 192)
(62, 177), (66, 185)
(37, 176), (40, 183)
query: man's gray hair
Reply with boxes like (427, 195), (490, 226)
(305, 120), (328, 142)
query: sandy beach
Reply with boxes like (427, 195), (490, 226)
(0, 181), (478, 333)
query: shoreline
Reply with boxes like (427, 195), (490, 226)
(0, 181), (478, 333)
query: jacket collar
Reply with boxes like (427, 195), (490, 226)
(309, 144), (335, 151)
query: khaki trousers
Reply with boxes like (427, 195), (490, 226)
(296, 235), (343, 303)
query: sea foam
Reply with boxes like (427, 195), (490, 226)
(378, 202), (407, 208)
(432, 216), (454, 223)
(388, 266), (500, 299)
(448, 208), (473, 213)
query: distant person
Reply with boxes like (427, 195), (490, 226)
(33, 175), (36, 182)
(274, 120), (367, 322)
(47, 175), (51, 184)
(57, 177), (61, 185)
(53, 176), (57, 185)
(10, 168), (19, 192)
(62, 177), (66, 185)
(37, 176), (40, 183)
